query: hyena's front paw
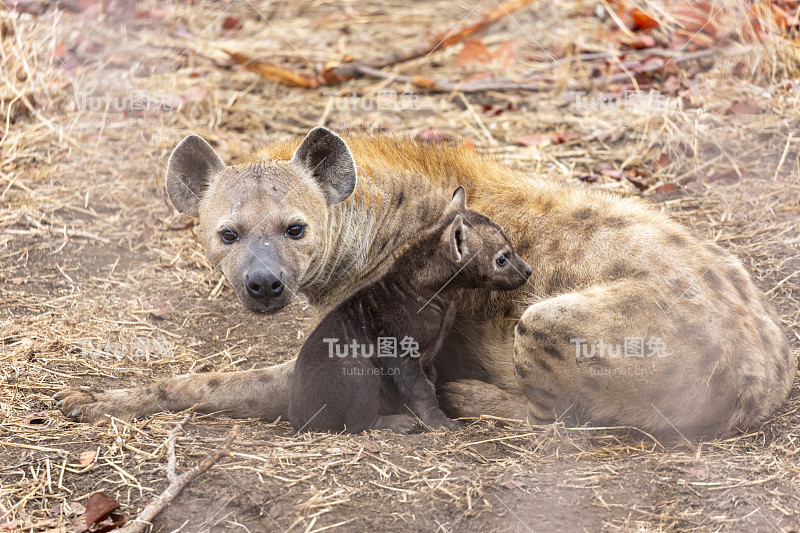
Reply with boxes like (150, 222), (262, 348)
(54, 389), (126, 423)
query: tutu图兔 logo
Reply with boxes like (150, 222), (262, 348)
(570, 337), (667, 359)
(322, 336), (420, 358)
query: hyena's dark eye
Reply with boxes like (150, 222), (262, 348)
(219, 229), (238, 244)
(286, 224), (306, 239)
(496, 254), (508, 267)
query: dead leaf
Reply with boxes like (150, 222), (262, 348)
(416, 128), (447, 143)
(626, 34), (656, 49)
(363, 441), (381, 454)
(664, 75), (681, 95)
(52, 42), (66, 58)
(492, 41), (515, 67)
(554, 131), (580, 143)
(222, 16), (242, 30)
(516, 133), (551, 147)
(654, 152), (670, 171)
(728, 99), (759, 115)
(79, 450), (97, 466)
(226, 51), (315, 88)
(516, 131), (579, 147)
(600, 167), (623, 179)
(673, 0), (719, 36)
(653, 183), (677, 194)
(631, 8), (660, 30)
(66, 501), (86, 517)
(149, 300), (171, 320)
(455, 39), (492, 66)
(84, 492), (120, 527)
(135, 9), (168, 20)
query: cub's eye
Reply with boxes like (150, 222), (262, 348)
(219, 229), (238, 244)
(286, 224), (306, 239)
(496, 254), (508, 267)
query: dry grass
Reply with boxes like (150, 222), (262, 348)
(1, 0), (799, 531)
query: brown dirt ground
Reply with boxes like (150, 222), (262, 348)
(2, 1), (800, 532)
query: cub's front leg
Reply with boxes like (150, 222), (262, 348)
(381, 355), (460, 431)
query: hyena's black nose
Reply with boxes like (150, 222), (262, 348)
(246, 270), (285, 298)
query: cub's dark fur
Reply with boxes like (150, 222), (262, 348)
(288, 188), (531, 434)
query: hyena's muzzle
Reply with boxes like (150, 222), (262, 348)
(236, 236), (293, 313)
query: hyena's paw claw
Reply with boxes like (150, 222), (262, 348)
(439, 418), (462, 431)
(53, 389), (111, 423)
(422, 412), (462, 432)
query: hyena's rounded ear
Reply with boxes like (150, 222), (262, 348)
(444, 185), (467, 216)
(446, 213), (468, 262)
(166, 135), (225, 217)
(291, 127), (357, 205)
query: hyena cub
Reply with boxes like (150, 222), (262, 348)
(289, 187), (531, 434)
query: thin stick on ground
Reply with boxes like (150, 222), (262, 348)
(115, 417), (239, 533)
(350, 48), (718, 93)
(224, 0), (537, 89)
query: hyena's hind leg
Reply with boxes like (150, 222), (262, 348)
(55, 360), (295, 423)
(443, 279), (792, 438)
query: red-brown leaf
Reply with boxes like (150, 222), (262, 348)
(492, 41), (515, 67)
(600, 167), (623, 179)
(554, 131), (581, 144)
(222, 16), (242, 30)
(626, 35), (656, 49)
(416, 128), (446, 143)
(79, 450), (97, 466)
(85, 492), (120, 527)
(653, 183), (677, 193)
(52, 42), (66, 58)
(515, 134), (551, 147)
(149, 300), (172, 320)
(631, 8), (660, 30)
(654, 152), (670, 171)
(455, 39), (492, 66)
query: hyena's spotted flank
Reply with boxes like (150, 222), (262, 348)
(56, 127), (796, 438)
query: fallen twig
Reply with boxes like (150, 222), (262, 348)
(225, 0), (537, 88)
(115, 417), (238, 533)
(352, 48), (717, 93)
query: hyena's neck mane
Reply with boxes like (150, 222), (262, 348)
(301, 169), (458, 310)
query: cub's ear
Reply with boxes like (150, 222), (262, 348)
(166, 135), (226, 217)
(446, 214), (468, 262)
(443, 185), (467, 216)
(291, 127), (357, 205)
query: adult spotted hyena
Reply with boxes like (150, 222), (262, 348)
(56, 127), (796, 438)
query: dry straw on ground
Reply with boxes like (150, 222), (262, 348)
(1, 0), (799, 531)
